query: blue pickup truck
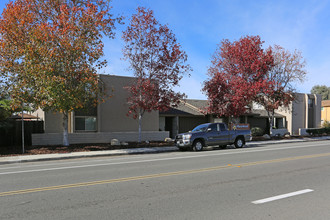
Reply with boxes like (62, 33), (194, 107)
(175, 123), (251, 151)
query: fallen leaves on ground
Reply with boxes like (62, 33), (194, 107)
(0, 141), (175, 157)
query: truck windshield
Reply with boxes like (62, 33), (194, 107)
(192, 124), (208, 132)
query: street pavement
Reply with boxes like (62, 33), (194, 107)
(0, 136), (330, 165)
(1, 140), (330, 219)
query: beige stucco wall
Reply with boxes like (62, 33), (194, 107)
(276, 93), (322, 135)
(159, 116), (166, 131)
(322, 106), (330, 123)
(276, 103), (293, 134)
(291, 94), (306, 135)
(99, 75), (159, 132)
(44, 111), (63, 133)
(43, 75), (159, 133)
(314, 94), (322, 128)
(30, 108), (45, 121)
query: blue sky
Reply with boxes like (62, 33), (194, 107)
(1, 0), (330, 99)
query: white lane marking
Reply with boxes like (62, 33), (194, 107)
(0, 153), (160, 170)
(252, 189), (314, 204)
(1, 140), (329, 172)
(0, 142), (329, 175)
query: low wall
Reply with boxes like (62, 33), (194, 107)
(32, 131), (169, 146)
(270, 129), (289, 137)
(298, 128), (321, 136)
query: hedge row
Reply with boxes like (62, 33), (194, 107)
(306, 127), (330, 136)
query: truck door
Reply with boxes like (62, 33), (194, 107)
(218, 123), (230, 144)
(205, 123), (220, 145)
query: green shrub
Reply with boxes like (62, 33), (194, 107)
(322, 120), (330, 128)
(324, 127), (330, 134)
(306, 128), (326, 136)
(251, 127), (264, 137)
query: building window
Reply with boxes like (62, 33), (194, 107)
(74, 104), (97, 132)
(75, 117), (96, 131)
(308, 99), (314, 108)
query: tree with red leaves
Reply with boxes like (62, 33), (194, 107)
(203, 35), (274, 122)
(122, 7), (191, 142)
(256, 45), (306, 134)
(0, 0), (121, 146)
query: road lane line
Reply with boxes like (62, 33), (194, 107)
(0, 164), (231, 197)
(252, 189), (314, 204)
(0, 153), (329, 197)
(2, 141), (329, 172)
(2, 151), (326, 176)
(1, 142), (330, 175)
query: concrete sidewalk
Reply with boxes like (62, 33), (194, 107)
(1, 136), (330, 165)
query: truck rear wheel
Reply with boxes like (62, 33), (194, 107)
(234, 137), (244, 148)
(192, 140), (204, 151)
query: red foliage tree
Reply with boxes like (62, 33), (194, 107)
(122, 7), (191, 142)
(203, 35), (274, 122)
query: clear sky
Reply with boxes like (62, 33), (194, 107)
(1, 0), (330, 99)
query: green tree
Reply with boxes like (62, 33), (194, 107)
(311, 85), (330, 100)
(0, 99), (12, 121)
(0, 0), (122, 146)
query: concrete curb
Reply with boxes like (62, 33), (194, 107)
(1, 137), (329, 165)
(0, 147), (178, 165)
(248, 136), (330, 146)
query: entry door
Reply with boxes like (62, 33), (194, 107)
(165, 117), (174, 138)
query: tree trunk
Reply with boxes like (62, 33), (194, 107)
(63, 111), (69, 146)
(138, 92), (143, 143)
(21, 105), (25, 154)
(138, 111), (142, 143)
(268, 110), (275, 136)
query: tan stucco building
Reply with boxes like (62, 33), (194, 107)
(33, 75), (322, 144)
(44, 75), (159, 133)
(32, 75), (168, 145)
(321, 100), (330, 125)
(276, 93), (322, 135)
(161, 93), (322, 137)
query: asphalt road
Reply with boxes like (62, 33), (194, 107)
(1, 140), (330, 220)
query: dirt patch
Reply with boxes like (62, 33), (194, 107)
(0, 141), (175, 157)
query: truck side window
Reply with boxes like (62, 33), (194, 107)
(208, 124), (218, 132)
(219, 124), (226, 131)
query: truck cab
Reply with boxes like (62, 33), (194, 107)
(176, 123), (251, 151)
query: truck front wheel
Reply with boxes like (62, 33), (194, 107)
(234, 137), (244, 148)
(192, 140), (204, 151)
